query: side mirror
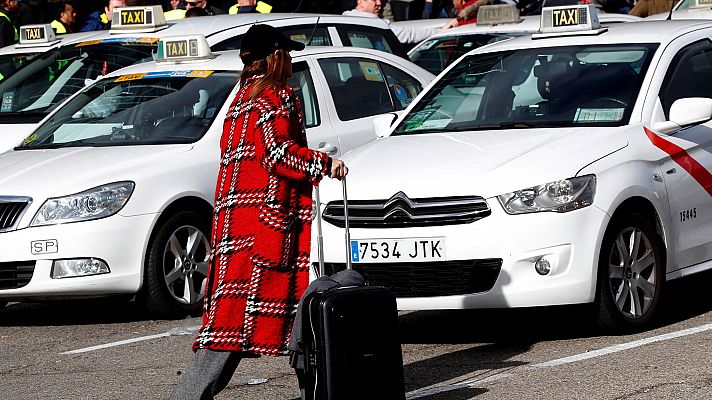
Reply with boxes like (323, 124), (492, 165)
(653, 97), (712, 134)
(372, 112), (398, 139)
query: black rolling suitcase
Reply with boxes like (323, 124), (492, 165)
(298, 178), (405, 400)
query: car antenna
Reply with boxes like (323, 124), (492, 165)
(293, 0), (305, 12)
(306, 16), (320, 46)
(666, 0), (681, 20)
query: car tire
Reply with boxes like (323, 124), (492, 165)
(597, 213), (665, 332)
(143, 211), (211, 319)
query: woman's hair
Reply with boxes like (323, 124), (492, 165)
(239, 49), (290, 101)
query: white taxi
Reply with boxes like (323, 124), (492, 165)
(0, 34), (432, 317)
(316, 6), (712, 331)
(0, 6), (414, 154)
(409, 4), (641, 74)
(0, 25), (101, 81)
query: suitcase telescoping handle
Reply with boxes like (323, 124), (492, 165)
(315, 178), (352, 278)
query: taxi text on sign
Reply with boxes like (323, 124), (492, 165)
(23, 27), (45, 41)
(552, 8), (583, 27)
(121, 10), (146, 25)
(166, 40), (189, 58)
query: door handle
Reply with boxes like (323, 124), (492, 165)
(317, 142), (338, 155)
(666, 168), (676, 174)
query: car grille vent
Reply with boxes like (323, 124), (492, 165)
(322, 192), (491, 228)
(0, 261), (35, 290)
(0, 199), (30, 232)
(316, 258), (502, 297)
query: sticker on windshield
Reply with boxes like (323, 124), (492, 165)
(1, 91), (14, 112)
(418, 119), (451, 130)
(290, 34), (308, 44)
(574, 108), (624, 122)
(22, 133), (37, 145)
(359, 61), (383, 82)
(75, 37), (159, 47)
(115, 70), (214, 82)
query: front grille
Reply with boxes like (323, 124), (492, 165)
(0, 197), (31, 232)
(0, 261), (35, 289)
(322, 192), (491, 228)
(317, 259), (502, 297)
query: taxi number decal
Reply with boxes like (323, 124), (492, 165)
(121, 10), (146, 25)
(644, 127), (712, 197)
(23, 27), (45, 41)
(31, 239), (58, 255)
(680, 208), (697, 222)
(552, 8), (585, 27)
(115, 73), (146, 82)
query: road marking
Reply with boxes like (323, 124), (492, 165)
(60, 325), (200, 355)
(406, 322), (712, 399)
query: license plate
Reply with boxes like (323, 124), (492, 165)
(349, 238), (446, 263)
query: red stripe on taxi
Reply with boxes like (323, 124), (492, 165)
(644, 126), (712, 197)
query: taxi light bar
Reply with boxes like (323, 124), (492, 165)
(17, 24), (59, 48)
(156, 34), (212, 63)
(534, 4), (605, 38)
(690, 0), (712, 9)
(476, 4), (522, 26)
(110, 6), (167, 33)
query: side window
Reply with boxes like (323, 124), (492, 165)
(380, 62), (422, 110)
(288, 61), (320, 128)
(660, 41), (712, 118)
(337, 25), (408, 58)
(319, 57), (395, 121)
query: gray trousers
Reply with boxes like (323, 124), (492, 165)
(170, 349), (242, 400)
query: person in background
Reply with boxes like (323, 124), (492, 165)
(343, 0), (454, 44)
(164, 0), (187, 19)
(228, 0), (272, 13)
(169, 23), (347, 400)
(51, 1), (76, 34)
(185, 0), (224, 15)
(184, 5), (207, 16)
(80, 0), (125, 31)
(389, 0), (413, 20)
(628, 0), (674, 17)
(0, 0), (18, 48)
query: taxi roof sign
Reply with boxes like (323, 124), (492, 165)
(156, 35), (212, 63)
(110, 6), (167, 33)
(534, 4), (606, 38)
(16, 24), (59, 48)
(476, 4), (522, 26)
(689, 0), (712, 9)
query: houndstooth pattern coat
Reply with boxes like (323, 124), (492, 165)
(194, 76), (330, 356)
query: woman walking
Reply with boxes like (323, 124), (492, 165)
(171, 23), (348, 400)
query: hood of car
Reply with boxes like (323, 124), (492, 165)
(0, 144), (194, 198)
(322, 127), (628, 201)
(0, 124), (40, 153)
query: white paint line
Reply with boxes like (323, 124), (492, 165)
(407, 322), (712, 399)
(60, 325), (200, 355)
(532, 322), (712, 368)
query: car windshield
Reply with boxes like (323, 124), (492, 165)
(409, 33), (519, 74)
(16, 71), (238, 149)
(0, 40), (157, 122)
(0, 52), (41, 81)
(394, 44), (658, 135)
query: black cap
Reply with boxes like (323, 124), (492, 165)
(240, 24), (306, 65)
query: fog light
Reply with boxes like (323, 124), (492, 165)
(535, 258), (551, 275)
(51, 258), (110, 279)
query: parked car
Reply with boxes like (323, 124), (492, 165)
(315, 6), (712, 331)
(0, 6), (412, 153)
(409, 4), (641, 75)
(0, 35), (433, 317)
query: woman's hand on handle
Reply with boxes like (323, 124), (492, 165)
(330, 158), (348, 180)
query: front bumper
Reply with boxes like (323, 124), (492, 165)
(314, 201), (609, 309)
(0, 213), (156, 300)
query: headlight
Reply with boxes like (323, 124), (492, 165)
(31, 181), (135, 226)
(497, 175), (596, 215)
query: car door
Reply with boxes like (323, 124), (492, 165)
(288, 59), (342, 158)
(653, 39), (712, 270)
(313, 55), (424, 155)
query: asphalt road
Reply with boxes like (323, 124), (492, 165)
(2, 269), (712, 400)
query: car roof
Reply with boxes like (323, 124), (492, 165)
(171, 12), (392, 33)
(104, 45), (432, 78)
(645, 8), (712, 20)
(463, 19), (712, 54)
(0, 30), (104, 55)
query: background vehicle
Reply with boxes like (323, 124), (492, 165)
(0, 36), (432, 317)
(315, 8), (712, 331)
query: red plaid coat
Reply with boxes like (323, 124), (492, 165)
(194, 76), (330, 356)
